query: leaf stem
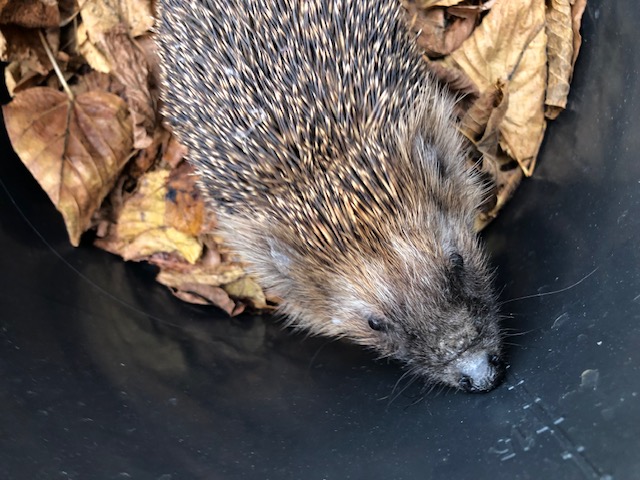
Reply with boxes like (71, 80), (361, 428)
(38, 29), (75, 101)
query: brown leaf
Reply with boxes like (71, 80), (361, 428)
(0, 0), (60, 28)
(0, 25), (58, 76)
(545, 0), (587, 119)
(95, 26), (155, 149)
(460, 80), (509, 162)
(156, 262), (254, 313)
(408, 6), (476, 58)
(425, 60), (479, 116)
(162, 134), (189, 169)
(165, 162), (207, 237)
(475, 161), (523, 230)
(128, 127), (170, 179)
(2, 87), (133, 245)
(168, 283), (238, 314)
(71, 70), (126, 98)
(426, 59), (478, 96)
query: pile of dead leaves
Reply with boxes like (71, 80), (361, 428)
(407, 0), (586, 228)
(1, 0), (585, 314)
(0, 0), (267, 315)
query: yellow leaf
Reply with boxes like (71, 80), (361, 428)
(223, 276), (268, 310)
(114, 169), (203, 263)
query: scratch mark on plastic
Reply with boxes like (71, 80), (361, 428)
(508, 372), (611, 479)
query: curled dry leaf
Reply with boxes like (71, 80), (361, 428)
(2, 87), (133, 245)
(71, 70), (126, 98)
(545, 0), (587, 119)
(545, 0), (574, 119)
(570, 0), (587, 69)
(448, 0), (497, 19)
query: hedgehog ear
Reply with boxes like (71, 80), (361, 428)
(267, 236), (293, 278)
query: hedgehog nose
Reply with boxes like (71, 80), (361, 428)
(456, 352), (505, 393)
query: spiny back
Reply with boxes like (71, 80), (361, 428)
(156, 0), (467, 253)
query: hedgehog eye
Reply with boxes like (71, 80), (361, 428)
(367, 315), (387, 332)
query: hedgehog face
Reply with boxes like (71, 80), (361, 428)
(326, 232), (505, 393)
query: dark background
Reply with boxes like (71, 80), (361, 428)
(1, 1), (638, 479)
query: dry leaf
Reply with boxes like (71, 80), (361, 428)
(499, 25), (547, 175)
(165, 162), (207, 237)
(545, 0), (573, 118)
(128, 127), (171, 179)
(475, 163), (523, 230)
(79, 0), (154, 38)
(571, 0), (587, 69)
(408, 6), (476, 58)
(444, 0), (546, 91)
(77, 23), (111, 73)
(169, 283), (239, 314)
(3, 60), (42, 96)
(223, 276), (268, 310)
(545, 0), (587, 119)
(162, 132), (189, 169)
(95, 26), (155, 149)
(460, 80), (509, 161)
(71, 70), (126, 97)
(0, 0), (60, 28)
(425, 60), (479, 115)
(105, 169), (203, 263)
(3, 87), (133, 245)
(412, 0), (464, 7)
(448, 0), (497, 18)
(443, 0), (547, 174)
(155, 263), (245, 286)
(0, 26), (58, 76)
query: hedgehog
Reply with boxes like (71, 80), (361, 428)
(155, 0), (505, 393)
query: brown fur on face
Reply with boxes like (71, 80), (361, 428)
(156, 0), (504, 391)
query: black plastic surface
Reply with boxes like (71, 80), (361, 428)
(1, 1), (638, 479)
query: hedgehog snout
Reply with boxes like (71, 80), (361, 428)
(454, 351), (505, 393)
